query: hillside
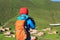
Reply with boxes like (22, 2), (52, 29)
(0, 0), (60, 40)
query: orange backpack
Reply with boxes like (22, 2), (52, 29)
(15, 20), (27, 40)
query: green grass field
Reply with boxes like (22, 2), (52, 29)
(0, 0), (60, 40)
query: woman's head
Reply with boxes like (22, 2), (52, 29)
(19, 7), (28, 15)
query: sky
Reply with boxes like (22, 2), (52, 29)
(51, 0), (60, 2)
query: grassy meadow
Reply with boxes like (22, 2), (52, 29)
(0, 0), (60, 40)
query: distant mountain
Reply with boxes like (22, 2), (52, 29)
(0, 0), (60, 27)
